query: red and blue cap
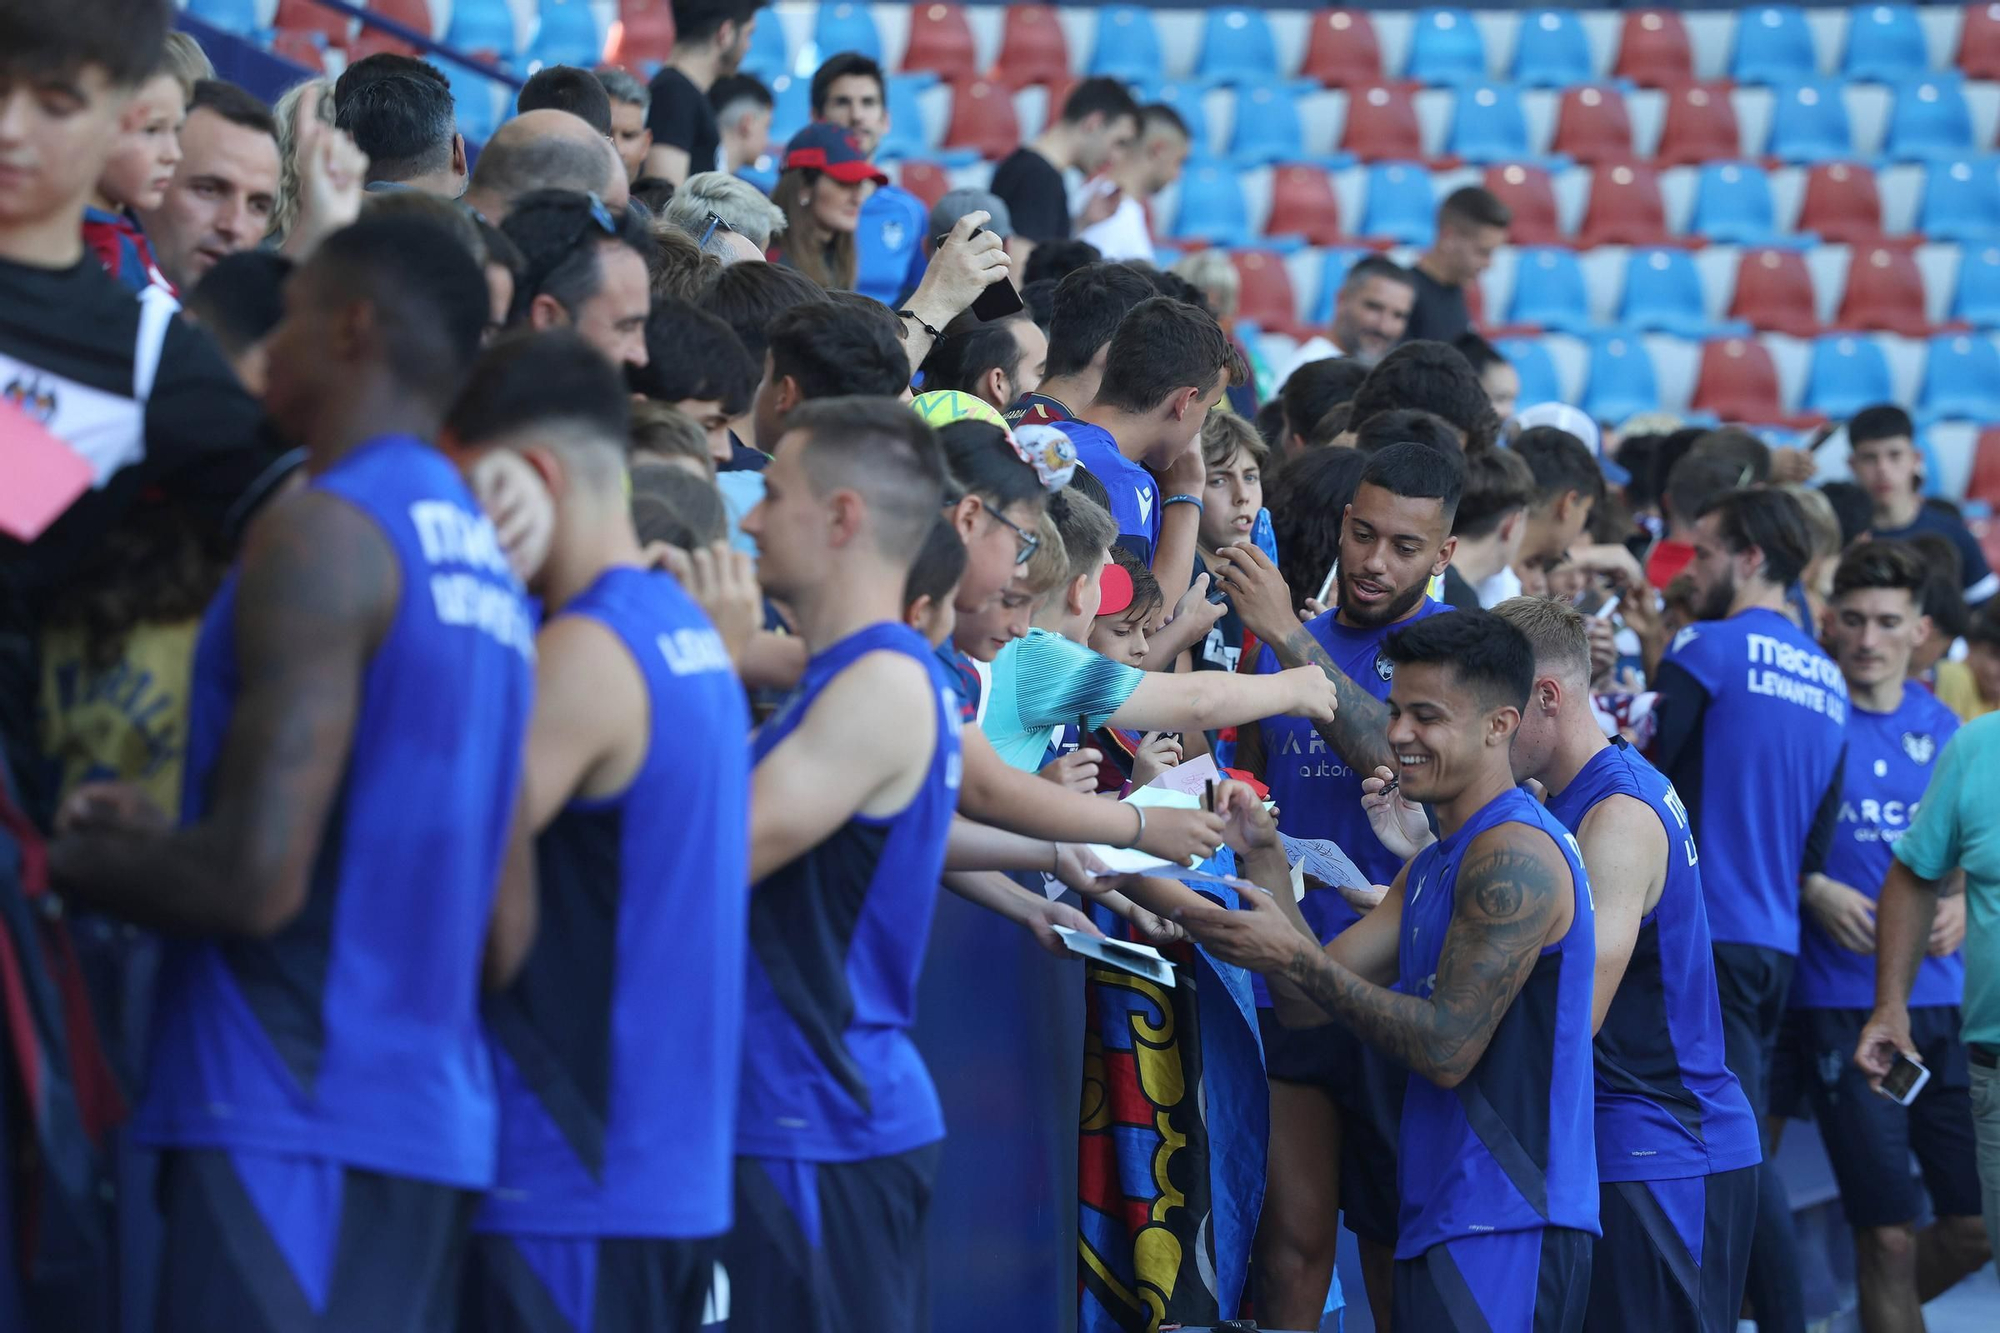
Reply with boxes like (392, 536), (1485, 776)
(781, 123), (890, 186)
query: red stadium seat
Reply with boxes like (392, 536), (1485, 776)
(895, 159), (951, 212)
(1484, 163), (1562, 246)
(902, 3), (978, 85)
(1302, 9), (1385, 88)
(276, 0), (349, 47)
(991, 4), (1071, 90)
(1967, 426), (2000, 507)
(1837, 244), (1932, 337)
(368, 0), (434, 41)
(1654, 82), (1742, 167)
(349, 26), (420, 59)
(1959, 2), (2000, 81)
(1265, 164), (1345, 246)
(1550, 86), (1635, 165)
(1578, 164), (1671, 247)
(271, 29), (328, 70)
(1691, 337), (1812, 425)
(1231, 249), (1305, 336)
(1795, 162), (1884, 245)
(609, 0), (676, 72)
(1341, 83), (1424, 163)
(943, 78), (1021, 159)
(1614, 9), (1695, 88)
(1729, 247), (1821, 337)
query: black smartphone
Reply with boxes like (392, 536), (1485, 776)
(933, 226), (1025, 321)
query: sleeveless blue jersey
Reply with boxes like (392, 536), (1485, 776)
(1793, 686), (1962, 1010)
(139, 434), (535, 1187)
(1546, 741), (1762, 1183)
(478, 567), (750, 1238)
(1395, 786), (1600, 1256)
(737, 622), (963, 1161)
(1658, 608), (1848, 953)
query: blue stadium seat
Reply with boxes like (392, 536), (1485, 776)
(1951, 244), (2000, 328)
(446, 0), (519, 60)
(1582, 335), (1661, 423)
(1802, 334), (1894, 417)
(1197, 8), (1280, 85)
(742, 9), (790, 81)
(1511, 8), (1593, 89)
(1359, 162), (1437, 245)
(1730, 5), (1817, 86)
(1406, 7), (1487, 86)
(1917, 158), (2000, 243)
(1169, 159), (1251, 247)
(1842, 3), (1930, 84)
(446, 59), (504, 144)
(1765, 80), (1856, 163)
(1919, 333), (2000, 420)
(1689, 162), (1779, 244)
(813, 3), (883, 65)
(1230, 84), (1304, 165)
(528, 0), (600, 70)
(1620, 247), (1730, 337)
(1446, 83), (1532, 165)
(1146, 82), (1211, 155)
(876, 75), (932, 160)
(186, 0), (262, 38)
(768, 72), (812, 145)
(1494, 337), (1562, 408)
(1507, 247), (1593, 333)
(1089, 6), (1164, 83)
(1885, 74), (1976, 160)
(1310, 247), (1372, 325)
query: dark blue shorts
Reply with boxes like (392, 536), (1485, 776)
(1257, 1009), (1404, 1246)
(1392, 1225), (1592, 1333)
(1794, 1004), (1982, 1228)
(153, 1147), (474, 1333)
(720, 1143), (942, 1333)
(459, 1232), (720, 1333)
(1586, 1168), (1756, 1332)
(1712, 943), (1796, 1115)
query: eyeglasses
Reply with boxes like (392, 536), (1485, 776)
(699, 211), (735, 251)
(980, 497), (1040, 566)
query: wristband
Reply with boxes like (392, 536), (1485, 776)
(1163, 494), (1204, 511)
(897, 308), (943, 341)
(1122, 802), (1146, 849)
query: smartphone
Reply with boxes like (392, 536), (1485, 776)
(933, 227), (1025, 321)
(1879, 1050), (1932, 1106)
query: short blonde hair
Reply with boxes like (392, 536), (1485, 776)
(1491, 596), (1592, 686)
(1782, 484), (1842, 563)
(160, 33), (213, 100)
(1201, 409), (1267, 471)
(1019, 513), (1068, 596)
(630, 401), (711, 474)
(666, 171), (787, 252)
(1172, 250), (1239, 322)
(270, 76), (336, 242)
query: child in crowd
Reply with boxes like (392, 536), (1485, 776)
(904, 516), (972, 652)
(1193, 412), (1266, 677)
(1081, 550), (1188, 790)
(84, 51), (188, 292)
(1937, 601), (2000, 722)
(630, 400), (714, 477)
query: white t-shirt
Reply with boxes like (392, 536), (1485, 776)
(1475, 565), (1522, 609)
(1078, 192), (1155, 264)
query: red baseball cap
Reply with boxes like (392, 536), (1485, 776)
(1096, 560), (1136, 618)
(781, 123), (890, 186)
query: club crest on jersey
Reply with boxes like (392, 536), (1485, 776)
(4, 373), (58, 423)
(1902, 732), (1937, 765)
(1373, 648), (1395, 681)
(880, 219), (905, 252)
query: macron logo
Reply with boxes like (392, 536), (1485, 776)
(1137, 487), (1155, 524)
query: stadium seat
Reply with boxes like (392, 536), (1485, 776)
(1842, 3), (1930, 84)
(1614, 9), (1695, 88)
(608, 0), (675, 72)
(1962, 2), (2000, 81)
(1302, 9), (1384, 88)
(1146, 82), (1210, 154)
(942, 78), (1020, 159)
(1341, 84), (1425, 162)
(1801, 334), (1895, 417)
(741, 7), (789, 81)
(1884, 74), (1975, 160)
(1232, 249), (1304, 335)
(443, 0), (514, 59)
(876, 75), (932, 160)
(813, 3), (882, 65)
(1917, 158), (2000, 243)
(1578, 164), (1671, 247)
(1654, 83), (1744, 167)
(1266, 165), (1346, 245)
(769, 72), (812, 144)
(1621, 247), (1727, 337)
(1407, 7), (1488, 85)
(1837, 244), (1932, 336)
(1729, 246), (1822, 336)
(1231, 85), (1305, 165)
(1765, 79), (1856, 163)
(1495, 336), (1563, 407)
(1795, 162), (1884, 244)
(1508, 248), (1593, 333)
(1446, 83), (1532, 165)
(1730, 6), (1817, 86)
(187, 0), (261, 37)
(895, 159), (951, 212)
(1511, 8), (1594, 88)
(1583, 335), (1662, 422)
(1690, 162), (1779, 244)
(348, 25), (420, 60)
(1952, 244), (2000, 329)
(271, 29), (329, 70)
(900, 2), (977, 84)
(1969, 427), (2000, 505)
(992, 4), (1069, 89)
(1309, 247), (1370, 324)
(1919, 333), (2000, 419)
(445, 55), (504, 143)
(528, 0), (601, 70)
(1550, 86), (1636, 164)
(276, 0), (350, 47)
(371, 0), (440, 46)
(1169, 159), (1250, 247)
(1088, 6), (1162, 84)
(1484, 164), (1562, 246)
(1198, 8), (1280, 85)
(1692, 337), (1796, 424)
(1359, 162), (1439, 245)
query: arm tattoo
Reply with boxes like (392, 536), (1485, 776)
(1282, 838), (1564, 1086)
(1275, 626), (1395, 772)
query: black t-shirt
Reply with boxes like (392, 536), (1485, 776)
(989, 147), (1069, 243)
(1402, 265), (1472, 345)
(1440, 564), (1482, 612)
(646, 67), (721, 177)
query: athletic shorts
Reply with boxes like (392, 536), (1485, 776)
(1392, 1226), (1591, 1333)
(459, 1233), (720, 1333)
(1711, 943), (1796, 1115)
(1794, 1004), (1982, 1229)
(720, 1143), (942, 1333)
(1257, 1009), (1403, 1246)
(153, 1147), (474, 1333)
(1586, 1168), (1756, 1332)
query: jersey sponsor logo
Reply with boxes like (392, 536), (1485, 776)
(1901, 731), (1937, 765)
(1742, 632), (1848, 723)
(1838, 797), (1920, 840)
(657, 627), (732, 676)
(1275, 727), (1360, 781)
(1136, 486), (1154, 525)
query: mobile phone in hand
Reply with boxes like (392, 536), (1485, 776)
(933, 226), (1025, 321)
(1878, 1050), (1931, 1106)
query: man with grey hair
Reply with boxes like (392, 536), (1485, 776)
(663, 170), (782, 262)
(594, 65), (653, 182)
(460, 109), (630, 222)
(331, 52), (467, 197)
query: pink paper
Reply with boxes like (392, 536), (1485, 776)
(0, 397), (93, 541)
